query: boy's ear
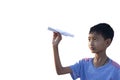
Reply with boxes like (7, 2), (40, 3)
(105, 39), (112, 47)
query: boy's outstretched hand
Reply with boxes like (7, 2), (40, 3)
(52, 32), (62, 46)
(52, 32), (72, 75)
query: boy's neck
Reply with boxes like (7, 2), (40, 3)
(93, 52), (108, 67)
(95, 52), (107, 60)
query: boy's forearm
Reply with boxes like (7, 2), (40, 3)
(52, 45), (72, 75)
(53, 45), (63, 75)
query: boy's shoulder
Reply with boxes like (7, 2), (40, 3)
(82, 58), (92, 62)
(111, 59), (120, 69)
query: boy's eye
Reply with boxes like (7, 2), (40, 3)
(88, 38), (90, 41)
(93, 38), (97, 41)
(88, 38), (97, 41)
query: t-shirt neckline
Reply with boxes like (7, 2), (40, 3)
(91, 58), (111, 69)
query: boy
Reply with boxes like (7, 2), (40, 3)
(52, 23), (120, 80)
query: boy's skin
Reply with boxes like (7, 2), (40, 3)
(52, 31), (111, 75)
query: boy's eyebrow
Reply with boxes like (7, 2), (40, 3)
(88, 35), (97, 39)
(88, 37), (91, 38)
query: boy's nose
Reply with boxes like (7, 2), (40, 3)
(89, 40), (94, 46)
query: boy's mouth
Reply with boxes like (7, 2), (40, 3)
(90, 47), (95, 50)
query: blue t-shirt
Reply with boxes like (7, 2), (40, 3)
(70, 58), (120, 80)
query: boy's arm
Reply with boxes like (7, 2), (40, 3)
(52, 32), (72, 75)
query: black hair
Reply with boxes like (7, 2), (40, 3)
(89, 23), (114, 41)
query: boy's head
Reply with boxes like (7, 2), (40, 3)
(89, 23), (114, 41)
(88, 23), (114, 53)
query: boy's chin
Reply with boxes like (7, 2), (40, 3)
(91, 52), (96, 54)
(90, 51), (96, 53)
(91, 51), (100, 54)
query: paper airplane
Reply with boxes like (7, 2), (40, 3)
(48, 27), (74, 37)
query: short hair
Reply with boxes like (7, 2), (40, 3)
(89, 23), (114, 41)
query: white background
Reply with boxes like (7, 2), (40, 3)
(0, 0), (120, 80)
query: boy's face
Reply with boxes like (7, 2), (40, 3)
(88, 33), (109, 54)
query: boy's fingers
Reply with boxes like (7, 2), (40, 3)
(53, 32), (58, 40)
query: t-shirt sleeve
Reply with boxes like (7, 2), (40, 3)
(112, 68), (120, 80)
(115, 69), (120, 80)
(118, 70), (120, 80)
(70, 59), (84, 80)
